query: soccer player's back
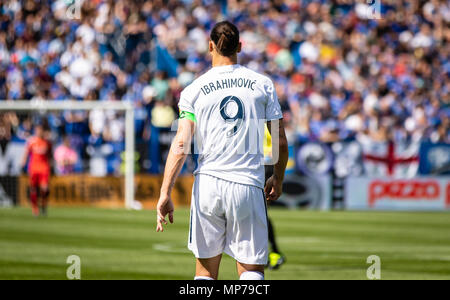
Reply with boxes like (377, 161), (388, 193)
(179, 64), (280, 188)
(156, 21), (289, 280)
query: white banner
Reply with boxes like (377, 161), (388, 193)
(0, 142), (26, 175)
(345, 176), (450, 210)
(359, 139), (419, 178)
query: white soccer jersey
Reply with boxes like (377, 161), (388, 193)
(178, 64), (282, 188)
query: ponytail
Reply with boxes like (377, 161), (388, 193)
(210, 21), (240, 57)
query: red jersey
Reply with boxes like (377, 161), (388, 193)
(26, 136), (51, 174)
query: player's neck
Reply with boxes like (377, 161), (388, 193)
(212, 54), (238, 67)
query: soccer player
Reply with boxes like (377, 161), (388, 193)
(263, 126), (286, 270)
(21, 124), (52, 217)
(156, 21), (289, 280)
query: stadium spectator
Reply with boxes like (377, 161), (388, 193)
(0, 0), (448, 174)
(54, 135), (78, 174)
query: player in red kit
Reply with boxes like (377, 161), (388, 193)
(21, 124), (52, 217)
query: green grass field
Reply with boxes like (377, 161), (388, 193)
(1, 207), (450, 280)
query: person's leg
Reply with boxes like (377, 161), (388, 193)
(188, 175), (226, 280)
(264, 165), (285, 269)
(30, 187), (39, 216)
(236, 262), (265, 280)
(29, 174), (39, 217)
(195, 254), (222, 280)
(224, 183), (269, 280)
(39, 185), (49, 216)
(267, 218), (280, 253)
(39, 173), (50, 216)
(267, 217), (286, 270)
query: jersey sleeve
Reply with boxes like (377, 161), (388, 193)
(178, 84), (196, 114)
(265, 79), (283, 121)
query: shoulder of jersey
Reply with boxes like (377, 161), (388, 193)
(27, 136), (37, 144)
(239, 66), (272, 88)
(247, 67), (273, 84)
(181, 70), (212, 95)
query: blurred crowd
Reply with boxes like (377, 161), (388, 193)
(0, 0), (449, 174)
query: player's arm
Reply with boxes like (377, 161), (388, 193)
(265, 119), (288, 201)
(156, 115), (195, 232)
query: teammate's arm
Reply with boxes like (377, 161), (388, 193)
(156, 117), (195, 232)
(265, 119), (288, 201)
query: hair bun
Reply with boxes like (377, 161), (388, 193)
(210, 21), (240, 57)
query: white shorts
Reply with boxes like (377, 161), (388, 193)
(188, 173), (268, 265)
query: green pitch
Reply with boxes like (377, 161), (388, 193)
(1, 207), (450, 280)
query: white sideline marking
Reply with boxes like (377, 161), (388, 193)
(279, 237), (322, 244)
(153, 242), (190, 254)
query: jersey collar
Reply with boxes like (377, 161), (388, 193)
(211, 64), (241, 72)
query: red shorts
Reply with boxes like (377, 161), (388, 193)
(29, 171), (50, 188)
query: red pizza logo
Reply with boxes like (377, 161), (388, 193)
(369, 180), (441, 207)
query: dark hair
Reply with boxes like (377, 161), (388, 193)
(210, 21), (240, 57)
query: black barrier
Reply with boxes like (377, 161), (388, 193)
(0, 176), (17, 206)
(0, 279), (426, 298)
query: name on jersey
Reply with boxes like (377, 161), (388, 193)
(200, 78), (256, 95)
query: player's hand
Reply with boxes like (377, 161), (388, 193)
(264, 175), (283, 202)
(156, 194), (174, 232)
